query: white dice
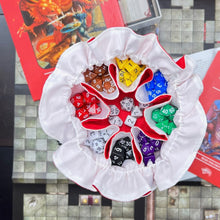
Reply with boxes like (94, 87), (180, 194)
(91, 138), (105, 154)
(109, 105), (120, 116)
(109, 116), (123, 127)
(120, 97), (134, 112)
(131, 106), (142, 117)
(124, 115), (137, 127)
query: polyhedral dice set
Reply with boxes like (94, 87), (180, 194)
(83, 64), (116, 94)
(70, 91), (102, 121)
(39, 28), (207, 202)
(78, 58), (178, 167)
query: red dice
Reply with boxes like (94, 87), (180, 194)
(70, 93), (84, 108)
(76, 107), (90, 120)
(87, 103), (102, 115)
(82, 91), (100, 104)
(70, 91), (102, 120)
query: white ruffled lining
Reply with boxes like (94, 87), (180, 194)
(39, 27), (207, 201)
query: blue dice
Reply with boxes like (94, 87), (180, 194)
(145, 70), (168, 101)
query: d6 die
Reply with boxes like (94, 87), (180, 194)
(124, 115), (137, 127)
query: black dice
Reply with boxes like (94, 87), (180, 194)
(110, 136), (134, 166)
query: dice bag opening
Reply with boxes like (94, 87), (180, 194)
(39, 27), (207, 201)
(135, 70), (169, 104)
(143, 96), (174, 137)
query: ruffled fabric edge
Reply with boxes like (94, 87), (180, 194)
(39, 27), (207, 201)
(53, 138), (157, 201)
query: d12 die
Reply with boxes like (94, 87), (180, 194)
(109, 105), (120, 116)
(108, 116), (123, 127)
(120, 97), (134, 112)
(124, 115), (137, 127)
(91, 138), (105, 154)
(82, 92), (99, 104)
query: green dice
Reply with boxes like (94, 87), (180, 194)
(151, 104), (177, 135)
(152, 109), (166, 122)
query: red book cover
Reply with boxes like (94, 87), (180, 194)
(0, 0), (124, 100)
(189, 51), (220, 187)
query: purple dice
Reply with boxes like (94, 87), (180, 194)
(141, 142), (155, 156)
(150, 139), (162, 152)
(143, 154), (155, 166)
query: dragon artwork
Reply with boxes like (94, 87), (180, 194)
(18, 0), (107, 68)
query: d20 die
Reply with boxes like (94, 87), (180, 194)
(109, 105), (120, 116)
(131, 106), (142, 117)
(108, 116), (123, 127)
(87, 103), (102, 115)
(124, 115), (137, 127)
(91, 138), (105, 154)
(120, 97), (134, 112)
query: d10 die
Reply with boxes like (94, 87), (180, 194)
(120, 97), (134, 112)
(124, 115), (137, 127)
(109, 116), (123, 127)
(131, 106), (142, 117)
(109, 105), (120, 116)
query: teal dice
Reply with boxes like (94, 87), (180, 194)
(152, 104), (177, 135)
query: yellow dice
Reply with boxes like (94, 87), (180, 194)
(116, 58), (129, 70)
(124, 78), (133, 87)
(119, 69), (127, 83)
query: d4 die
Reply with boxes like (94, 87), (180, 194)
(131, 106), (142, 117)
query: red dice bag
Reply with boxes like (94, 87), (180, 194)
(39, 27), (207, 201)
